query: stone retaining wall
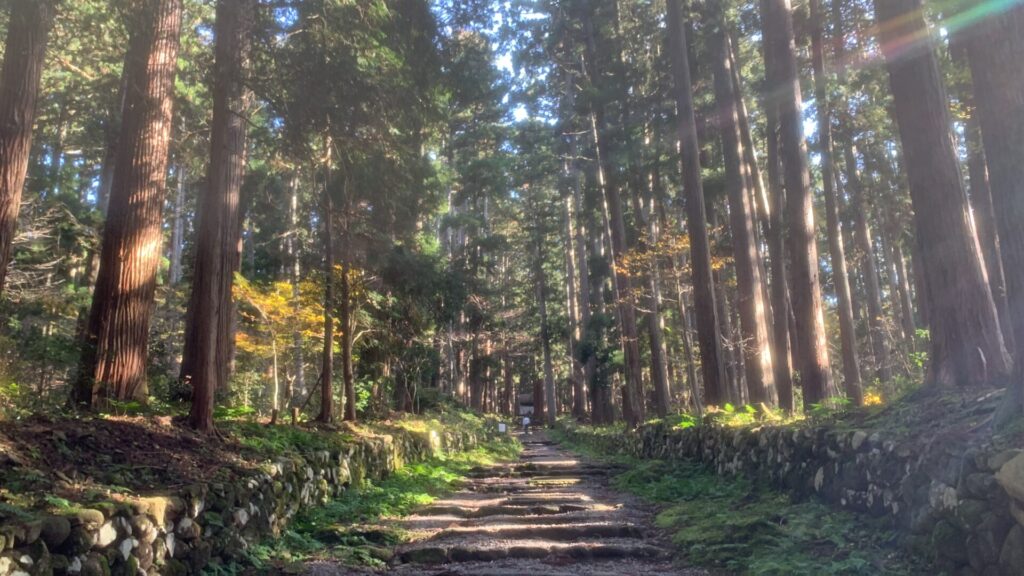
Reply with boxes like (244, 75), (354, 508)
(0, 422), (495, 576)
(559, 420), (1024, 575)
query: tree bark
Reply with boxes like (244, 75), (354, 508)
(581, 6), (644, 426)
(874, 0), (1010, 388)
(185, 0), (252, 431)
(762, 71), (795, 411)
(318, 186), (335, 422)
(810, 0), (862, 405)
(536, 234), (556, 427)
(708, 5), (776, 406)
(667, 0), (728, 407)
(763, 0), (834, 408)
(962, 1), (1024, 411)
(75, 0), (182, 407)
(0, 0), (57, 296)
(168, 165), (186, 287)
(341, 214), (356, 422)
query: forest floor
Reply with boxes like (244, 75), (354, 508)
(302, 431), (704, 576)
(0, 408), (482, 520)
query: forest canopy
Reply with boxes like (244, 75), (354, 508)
(0, 0), (1022, 434)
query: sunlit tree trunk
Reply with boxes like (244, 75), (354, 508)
(810, 0), (862, 405)
(962, 1), (1024, 413)
(763, 0), (834, 408)
(0, 0), (57, 296)
(708, 5), (776, 407)
(75, 0), (182, 407)
(874, 0), (1010, 388)
(341, 212), (356, 422)
(667, 0), (728, 407)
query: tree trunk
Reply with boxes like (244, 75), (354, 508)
(644, 203), (672, 416)
(536, 236), (556, 427)
(810, 0), (862, 405)
(581, 7), (644, 426)
(667, 0), (728, 407)
(763, 0), (834, 408)
(962, 2), (1024, 411)
(763, 79), (795, 411)
(185, 0), (252, 431)
(289, 175), (305, 406)
(318, 186), (335, 422)
(708, 6), (776, 407)
(341, 215), (356, 422)
(0, 0), (56, 296)
(874, 0), (1010, 388)
(75, 0), (182, 407)
(168, 165), (186, 286)
(564, 193), (587, 419)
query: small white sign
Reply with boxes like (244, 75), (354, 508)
(498, 423), (507, 434)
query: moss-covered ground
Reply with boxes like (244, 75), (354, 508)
(553, 428), (930, 576)
(235, 437), (521, 574)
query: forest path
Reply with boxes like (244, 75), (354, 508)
(306, 431), (707, 575)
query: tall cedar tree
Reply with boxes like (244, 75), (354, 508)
(186, 0), (253, 432)
(707, 3), (776, 406)
(963, 2), (1024, 412)
(759, 3), (795, 410)
(667, 0), (729, 406)
(75, 0), (183, 406)
(810, 0), (862, 405)
(763, 0), (834, 407)
(581, 3), (645, 425)
(873, 0), (1010, 388)
(319, 184), (335, 422)
(0, 0), (57, 295)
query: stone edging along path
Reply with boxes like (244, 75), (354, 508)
(557, 419), (1024, 575)
(0, 421), (495, 576)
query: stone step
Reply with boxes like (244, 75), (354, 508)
(415, 503), (591, 518)
(433, 522), (645, 541)
(399, 539), (667, 565)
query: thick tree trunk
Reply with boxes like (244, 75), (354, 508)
(0, 0), (56, 296)
(810, 0), (862, 405)
(708, 7), (776, 407)
(874, 0), (1010, 388)
(185, 0), (252, 432)
(75, 0), (182, 407)
(763, 0), (834, 408)
(963, 2), (1024, 411)
(318, 188), (335, 422)
(667, 0), (728, 407)
(763, 85), (795, 412)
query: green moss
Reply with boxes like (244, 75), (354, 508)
(240, 437), (520, 572)
(555, 429), (929, 576)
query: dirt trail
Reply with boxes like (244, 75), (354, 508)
(305, 432), (706, 575)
